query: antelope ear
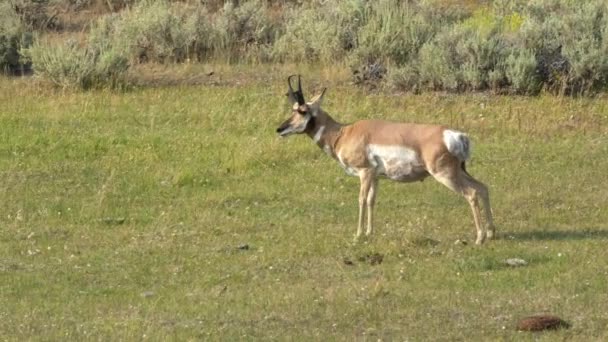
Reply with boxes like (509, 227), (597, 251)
(308, 88), (327, 110)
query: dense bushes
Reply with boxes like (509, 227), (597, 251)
(10, 0), (608, 93)
(352, 0), (608, 95)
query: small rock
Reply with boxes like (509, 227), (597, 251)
(343, 258), (354, 266)
(358, 252), (384, 265)
(505, 258), (528, 267)
(516, 315), (570, 331)
(141, 291), (154, 298)
(454, 239), (468, 246)
(237, 244), (249, 250)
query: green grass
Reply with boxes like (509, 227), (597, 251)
(1, 70), (608, 340)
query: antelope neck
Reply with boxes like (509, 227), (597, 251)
(306, 111), (343, 156)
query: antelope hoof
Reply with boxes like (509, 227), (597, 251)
(353, 234), (370, 244)
(475, 236), (486, 245)
(486, 228), (496, 240)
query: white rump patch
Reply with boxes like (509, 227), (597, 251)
(443, 130), (470, 161)
(313, 125), (325, 143)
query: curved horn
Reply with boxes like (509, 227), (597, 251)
(287, 74), (305, 105)
(296, 75), (305, 105)
(287, 74), (296, 94)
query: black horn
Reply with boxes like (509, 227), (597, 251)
(287, 74), (305, 105)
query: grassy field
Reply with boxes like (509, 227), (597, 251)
(1, 67), (608, 340)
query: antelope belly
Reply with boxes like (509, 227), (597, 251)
(367, 144), (427, 182)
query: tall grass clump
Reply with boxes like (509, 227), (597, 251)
(0, 2), (33, 72)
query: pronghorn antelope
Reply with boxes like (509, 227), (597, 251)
(276, 75), (496, 245)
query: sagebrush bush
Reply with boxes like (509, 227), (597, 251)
(213, 0), (282, 62)
(273, 0), (366, 63)
(0, 2), (33, 72)
(26, 39), (129, 89)
(505, 48), (541, 95)
(95, 0), (194, 63)
(514, 0), (608, 94)
(12, 0), (60, 30)
(350, 0), (437, 76)
(87, 0), (281, 63)
(182, 5), (214, 61)
(559, 2), (608, 94)
(385, 64), (421, 93)
(417, 41), (457, 91)
(414, 8), (509, 91)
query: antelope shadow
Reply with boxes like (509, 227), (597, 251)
(503, 228), (608, 241)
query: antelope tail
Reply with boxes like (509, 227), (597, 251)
(443, 130), (471, 162)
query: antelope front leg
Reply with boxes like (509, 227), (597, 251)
(355, 170), (374, 241)
(365, 176), (378, 236)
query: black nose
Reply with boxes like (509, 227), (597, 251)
(276, 123), (289, 133)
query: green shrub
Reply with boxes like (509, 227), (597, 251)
(11, 0), (60, 30)
(182, 4), (215, 61)
(505, 48), (541, 95)
(0, 2), (33, 72)
(453, 9), (510, 90)
(559, 2), (608, 94)
(213, 0), (281, 62)
(87, 0), (281, 63)
(515, 0), (608, 94)
(26, 39), (129, 89)
(385, 64), (421, 93)
(62, 0), (135, 11)
(88, 0), (195, 63)
(273, 0), (366, 63)
(354, 0), (435, 65)
(416, 41), (458, 91)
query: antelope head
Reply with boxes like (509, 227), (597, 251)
(276, 75), (325, 137)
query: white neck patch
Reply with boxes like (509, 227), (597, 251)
(313, 125), (325, 143)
